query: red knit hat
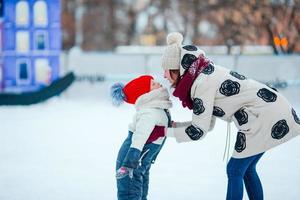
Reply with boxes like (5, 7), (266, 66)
(123, 75), (153, 104)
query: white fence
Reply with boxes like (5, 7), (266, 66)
(60, 51), (300, 102)
(63, 51), (300, 83)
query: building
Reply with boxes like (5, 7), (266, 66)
(1, 0), (61, 93)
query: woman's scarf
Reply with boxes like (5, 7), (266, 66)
(173, 55), (211, 110)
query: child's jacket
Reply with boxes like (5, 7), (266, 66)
(122, 87), (172, 168)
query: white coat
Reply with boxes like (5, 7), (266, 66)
(170, 46), (300, 158)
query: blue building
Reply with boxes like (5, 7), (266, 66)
(1, 0), (61, 93)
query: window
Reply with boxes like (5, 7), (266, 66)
(0, 29), (2, 51)
(0, 64), (2, 85)
(16, 59), (31, 85)
(34, 1), (48, 26)
(0, 0), (3, 18)
(35, 59), (51, 85)
(16, 1), (29, 26)
(35, 32), (48, 50)
(16, 31), (30, 53)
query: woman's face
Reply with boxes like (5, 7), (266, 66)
(164, 70), (178, 86)
(150, 79), (162, 91)
(164, 70), (173, 84)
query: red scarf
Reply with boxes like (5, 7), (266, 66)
(173, 55), (211, 110)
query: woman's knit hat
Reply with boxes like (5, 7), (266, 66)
(110, 75), (153, 106)
(161, 32), (206, 74)
(161, 32), (183, 71)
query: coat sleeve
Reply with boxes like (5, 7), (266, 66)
(174, 118), (215, 130)
(172, 77), (217, 143)
(175, 121), (192, 127)
(122, 109), (157, 168)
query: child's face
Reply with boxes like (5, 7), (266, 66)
(150, 79), (162, 91)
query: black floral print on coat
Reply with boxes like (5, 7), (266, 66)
(185, 125), (204, 140)
(292, 108), (300, 125)
(219, 79), (241, 96)
(271, 119), (289, 140)
(182, 45), (198, 51)
(235, 132), (246, 153)
(213, 106), (225, 117)
(193, 98), (205, 115)
(202, 64), (215, 75)
(230, 71), (247, 80)
(257, 88), (277, 103)
(234, 108), (249, 126)
(181, 54), (197, 70)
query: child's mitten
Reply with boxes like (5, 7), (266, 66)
(116, 166), (134, 179)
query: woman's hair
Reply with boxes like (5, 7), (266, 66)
(170, 70), (180, 88)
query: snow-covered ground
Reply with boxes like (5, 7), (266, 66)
(1, 81), (300, 200)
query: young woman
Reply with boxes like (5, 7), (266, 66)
(161, 32), (300, 200)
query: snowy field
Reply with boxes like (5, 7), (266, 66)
(1, 81), (300, 200)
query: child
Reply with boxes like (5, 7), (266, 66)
(111, 75), (172, 200)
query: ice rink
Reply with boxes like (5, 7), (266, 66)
(1, 81), (300, 200)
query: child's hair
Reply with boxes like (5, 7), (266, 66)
(110, 83), (126, 106)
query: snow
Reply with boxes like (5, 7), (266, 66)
(0, 82), (300, 200)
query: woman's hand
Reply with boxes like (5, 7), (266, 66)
(172, 121), (176, 128)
